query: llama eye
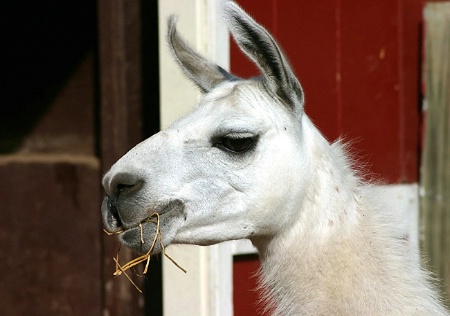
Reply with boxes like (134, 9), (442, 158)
(216, 134), (257, 153)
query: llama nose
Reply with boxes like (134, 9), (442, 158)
(102, 172), (145, 231)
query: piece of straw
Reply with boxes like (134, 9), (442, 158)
(105, 212), (186, 293)
(113, 257), (143, 293)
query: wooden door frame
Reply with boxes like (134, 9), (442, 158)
(98, 0), (145, 314)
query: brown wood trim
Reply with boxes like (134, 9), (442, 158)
(97, 0), (145, 314)
(98, 0), (143, 168)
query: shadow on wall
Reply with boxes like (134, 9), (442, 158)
(0, 1), (97, 153)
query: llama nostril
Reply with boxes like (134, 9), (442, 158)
(116, 183), (135, 195)
(105, 172), (144, 197)
(101, 195), (123, 231)
(101, 172), (144, 231)
(114, 181), (144, 197)
(108, 196), (123, 228)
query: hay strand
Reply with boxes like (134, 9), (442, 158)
(113, 257), (143, 293)
(105, 211), (186, 293)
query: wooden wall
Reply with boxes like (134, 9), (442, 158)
(0, 1), (160, 315)
(0, 2), (101, 315)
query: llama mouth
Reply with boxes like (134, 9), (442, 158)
(102, 197), (185, 235)
(119, 223), (157, 253)
(118, 200), (184, 253)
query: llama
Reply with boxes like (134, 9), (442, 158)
(101, 2), (449, 315)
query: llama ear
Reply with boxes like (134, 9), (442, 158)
(222, 1), (304, 110)
(167, 16), (238, 93)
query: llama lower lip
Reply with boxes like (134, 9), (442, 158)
(113, 200), (184, 252)
(120, 222), (159, 253)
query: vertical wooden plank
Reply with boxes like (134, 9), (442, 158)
(97, 0), (145, 315)
(421, 2), (450, 303)
(233, 255), (261, 316)
(399, 0), (422, 183)
(98, 0), (143, 167)
(340, 0), (401, 182)
(340, 0), (420, 183)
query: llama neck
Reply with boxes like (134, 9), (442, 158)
(251, 130), (446, 315)
(251, 134), (366, 313)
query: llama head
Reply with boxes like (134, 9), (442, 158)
(101, 1), (312, 254)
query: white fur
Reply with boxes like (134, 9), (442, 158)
(102, 2), (449, 314)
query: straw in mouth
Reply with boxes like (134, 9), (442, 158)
(104, 211), (186, 293)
